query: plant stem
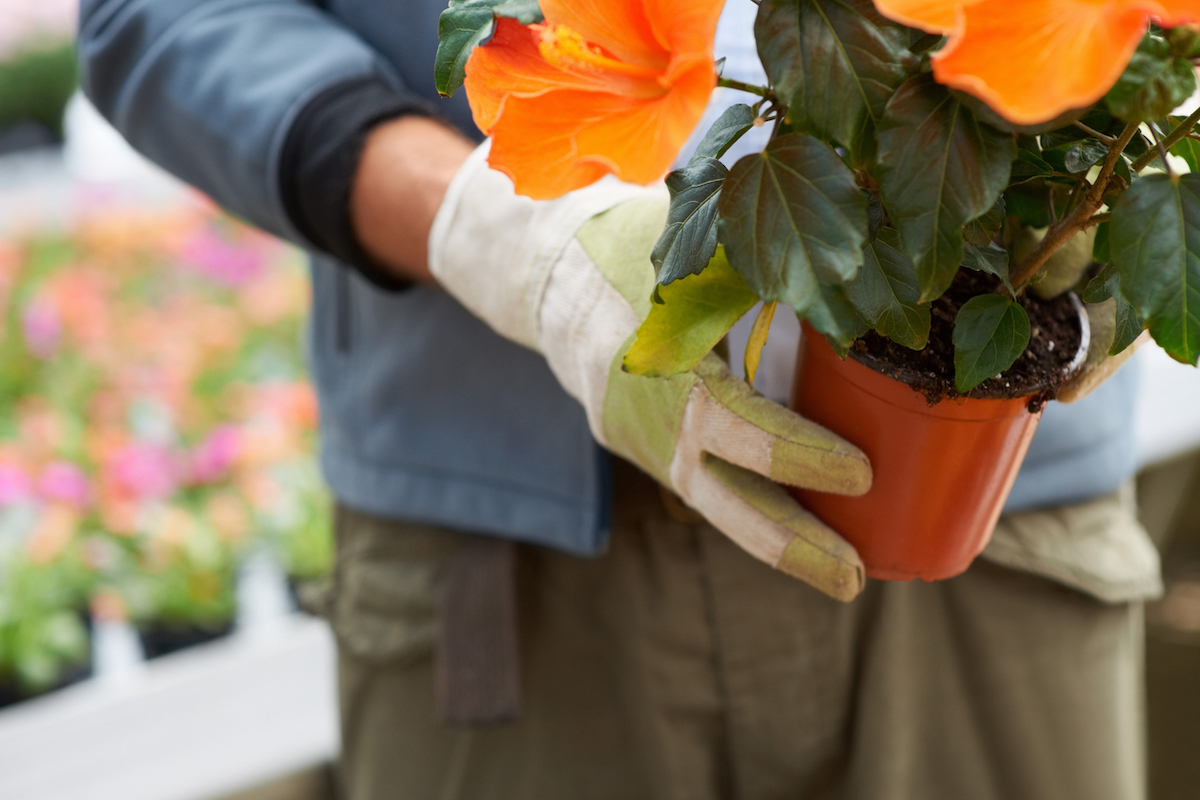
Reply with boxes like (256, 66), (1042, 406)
(1150, 122), (1175, 179)
(717, 77), (769, 97)
(1130, 106), (1200, 171)
(1009, 122), (1140, 289)
(1072, 120), (1116, 145)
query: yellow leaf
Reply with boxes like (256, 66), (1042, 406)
(744, 300), (777, 385)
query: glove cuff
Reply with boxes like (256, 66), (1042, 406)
(428, 141), (649, 353)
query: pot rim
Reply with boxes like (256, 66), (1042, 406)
(844, 291), (1091, 402)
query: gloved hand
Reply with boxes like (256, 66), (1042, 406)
(1014, 226), (1148, 404)
(429, 144), (872, 601)
(1056, 301), (1149, 403)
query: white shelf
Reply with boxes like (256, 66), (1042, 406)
(0, 616), (338, 800)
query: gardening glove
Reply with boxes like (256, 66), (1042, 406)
(429, 144), (871, 601)
(1056, 299), (1150, 403)
(1013, 226), (1148, 404)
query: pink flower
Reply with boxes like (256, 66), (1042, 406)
(181, 229), (266, 287)
(0, 463), (33, 506)
(106, 443), (179, 501)
(22, 296), (61, 358)
(188, 425), (241, 484)
(36, 461), (90, 509)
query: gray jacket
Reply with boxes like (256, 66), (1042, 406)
(77, 0), (1138, 556)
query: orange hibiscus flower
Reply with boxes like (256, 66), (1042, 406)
(464, 0), (723, 199)
(874, 0), (1200, 125)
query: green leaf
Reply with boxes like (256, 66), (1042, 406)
(744, 301), (778, 384)
(1083, 263), (1145, 355)
(694, 104), (758, 160)
(1111, 295), (1147, 356)
(1168, 25), (1200, 59)
(907, 29), (943, 55)
(806, 283), (870, 356)
(756, 0), (910, 164)
(1004, 184), (1052, 229)
(1106, 34), (1198, 123)
(718, 133), (869, 312)
(1109, 173), (1200, 364)
(1167, 120), (1200, 172)
(1010, 148), (1055, 182)
(1083, 261), (1118, 304)
(1042, 108), (1151, 160)
(876, 74), (1016, 302)
(952, 295), (1031, 393)
(435, 0), (542, 97)
(652, 158), (728, 285)
(961, 242), (1013, 295)
(1062, 139), (1110, 174)
(964, 196), (1005, 247)
(846, 228), (930, 349)
(1093, 220), (1111, 264)
(623, 250), (760, 377)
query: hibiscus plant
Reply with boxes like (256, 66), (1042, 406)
(437, 0), (1200, 393)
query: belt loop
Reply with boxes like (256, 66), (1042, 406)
(436, 537), (522, 725)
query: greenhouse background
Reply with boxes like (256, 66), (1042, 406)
(0, 5), (340, 798)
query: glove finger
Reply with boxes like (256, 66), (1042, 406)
(688, 361), (872, 496)
(688, 454), (865, 602)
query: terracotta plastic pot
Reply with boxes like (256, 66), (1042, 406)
(790, 303), (1089, 582)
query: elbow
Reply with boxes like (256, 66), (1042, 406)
(76, 0), (180, 128)
(76, 0), (120, 117)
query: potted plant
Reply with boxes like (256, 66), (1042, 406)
(104, 503), (239, 659)
(436, 0), (1200, 580)
(0, 538), (94, 708)
(267, 462), (334, 614)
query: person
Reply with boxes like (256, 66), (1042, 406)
(78, 1), (1162, 798)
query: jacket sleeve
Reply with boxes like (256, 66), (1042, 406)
(77, 0), (423, 246)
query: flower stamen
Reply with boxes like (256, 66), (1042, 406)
(536, 24), (664, 84)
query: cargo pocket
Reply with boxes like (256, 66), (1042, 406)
(328, 504), (464, 665)
(982, 483), (1163, 604)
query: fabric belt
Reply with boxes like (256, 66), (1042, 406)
(436, 536), (523, 725)
(436, 458), (677, 725)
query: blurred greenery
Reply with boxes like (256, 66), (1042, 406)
(0, 43), (77, 138)
(0, 545), (92, 693)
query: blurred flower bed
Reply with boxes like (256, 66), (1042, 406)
(0, 198), (331, 701)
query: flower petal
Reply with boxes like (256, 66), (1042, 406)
(539, 0), (668, 69)
(487, 91), (636, 198)
(464, 18), (614, 134)
(488, 62), (714, 198)
(872, 0), (962, 32)
(643, 0), (726, 63)
(933, 0), (1150, 125)
(574, 61), (715, 183)
(1144, 0), (1200, 26)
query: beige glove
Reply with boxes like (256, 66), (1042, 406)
(1057, 301), (1149, 403)
(1014, 226), (1148, 404)
(429, 144), (872, 601)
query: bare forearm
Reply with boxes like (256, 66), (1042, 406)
(351, 116), (475, 285)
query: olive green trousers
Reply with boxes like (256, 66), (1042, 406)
(329, 466), (1153, 800)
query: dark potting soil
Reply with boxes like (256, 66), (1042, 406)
(850, 269), (1082, 409)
